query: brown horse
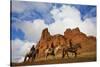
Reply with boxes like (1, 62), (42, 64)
(62, 43), (82, 58)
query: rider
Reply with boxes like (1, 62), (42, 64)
(51, 42), (55, 54)
(51, 42), (54, 48)
(30, 45), (35, 55)
(69, 39), (73, 49)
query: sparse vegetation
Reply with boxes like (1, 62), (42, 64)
(11, 51), (96, 66)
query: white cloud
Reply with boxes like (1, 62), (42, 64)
(15, 5), (96, 42)
(11, 39), (36, 63)
(79, 18), (96, 36)
(51, 5), (81, 21)
(50, 5), (96, 36)
(15, 19), (48, 42)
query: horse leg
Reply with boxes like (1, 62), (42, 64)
(24, 55), (28, 62)
(75, 52), (77, 58)
(52, 53), (55, 59)
(66, 51), (69, 58)
(46, 53), (48, 60)
(32, 54), (36, 62)
(31, 57), (34, 62)
(62, 49), (65, 58)
(62, 52), (65, 58)
(28, 54), (33, 63)
(28, 57), (31, 62)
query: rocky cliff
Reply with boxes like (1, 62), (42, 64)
(35, 27), (96, 57)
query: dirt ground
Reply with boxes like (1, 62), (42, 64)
(11, 51), (96, 66)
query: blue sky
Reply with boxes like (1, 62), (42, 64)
(11, 1), (96, 41)
(11, 1), (96, 63)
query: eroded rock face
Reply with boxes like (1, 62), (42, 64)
(36, 28), (52, 57)
(64, 27), (87, 44)
(40, 28), (51, 40)
(33, 27), (96, 57)
(52, 34), (68, 47)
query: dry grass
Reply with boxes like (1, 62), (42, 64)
(11, 51), (96, 66)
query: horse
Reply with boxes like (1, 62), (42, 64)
(24, 46), (39, 62)
(24, 51), (36, 62)
(45, 44), (64, 60)
(62, 43), (82, 58)
(54, 45), (62, 54)
(45, 47), (55, 59)
(44, 42), (57, 59)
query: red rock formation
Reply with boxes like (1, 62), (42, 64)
(64, 27), (87, 44)
(52, 34), (67, 47)
(33, 27), (96, 57)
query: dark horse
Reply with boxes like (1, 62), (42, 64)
(45, 43), (55, 59)
(62, 40), (82, 58)
(24, 45), (39, 62)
